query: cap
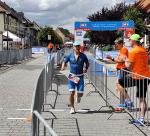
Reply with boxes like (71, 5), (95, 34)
(130, 34), (140, 41)
(73, 41), (81, 46)
(114, 38), (123, 44)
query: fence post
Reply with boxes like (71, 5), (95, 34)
(105, 68), (108, 107)
(44, 64), (47, 111)
(94, 58), (96, 92)
(44, 126), (46, 136)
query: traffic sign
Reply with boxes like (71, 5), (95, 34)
(48, 35), (51, 40)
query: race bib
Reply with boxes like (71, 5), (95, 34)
(68, 74), (80, 84)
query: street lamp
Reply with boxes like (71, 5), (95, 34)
(5, 11), (11, 50)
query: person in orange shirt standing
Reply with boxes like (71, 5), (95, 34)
(107, 38), (132, 109)
(47, 42), (54, 62)
(119, 34), (150, 125)
(48, 42), (54, 53)
(80, 44), (84, 53)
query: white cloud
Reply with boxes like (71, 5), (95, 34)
(1, 0), (134, 32)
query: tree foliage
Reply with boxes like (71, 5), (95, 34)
(87, 3), (128, 44)
(123, 6), (148, 36)
(87, 2), (148, 44)
(60, 28), (70, 36)
(102, 44), (113, 51)
(37, 26), (63, 46)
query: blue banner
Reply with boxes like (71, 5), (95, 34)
(75, 20), (134, 31)
(32, 47), (46, 53)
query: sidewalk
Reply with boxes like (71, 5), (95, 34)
(0, 54), (46, 136)
(0, 52), (149, 136)
(43, 66), (147, 136)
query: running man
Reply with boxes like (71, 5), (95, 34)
(61, 41), (89, 114)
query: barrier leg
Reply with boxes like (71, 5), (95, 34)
(49, 77), (60, 96)
(86, 84), (103, 97)
(44, 126), (46, 136)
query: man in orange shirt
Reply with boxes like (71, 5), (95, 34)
(80, 44), (84, 53)
(107, 38), (131, 109)
(48, 42), (54, 53)
(47, 42), (54, 62)
(119, 34), (150, 125)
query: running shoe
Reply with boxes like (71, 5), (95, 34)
(70, 107), (75, 114)
(116, 101), (134, 109)
(131, 119), (144, 126)
(125, 101), (134, 108)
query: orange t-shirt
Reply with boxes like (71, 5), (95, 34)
(129, 46), (150, 79)
(48, 43), (53, 49)
(116, 47), (128, 69)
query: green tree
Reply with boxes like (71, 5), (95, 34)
(123, 6), (147, 36)
(87, 3), (128, 44)
(37, 26), (63, 46)
(54, 32), (63, 44)
(102, 44), (113, 51)
(61, 28), (70, 36)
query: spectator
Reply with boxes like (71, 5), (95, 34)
(119, 34), (150, 125)
(106, 38), (132, 110)
(56, 44), (61, 50)
(47, 42), (54, 53)
(47, 42), (54, 62)
(80, 43), (85, 53)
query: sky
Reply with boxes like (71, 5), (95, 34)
(2, 0), (135, 31)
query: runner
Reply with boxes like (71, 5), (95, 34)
(61, 41), (89, 114)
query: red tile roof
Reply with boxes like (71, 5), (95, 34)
(136, 0), (150, 12)
(0, 5), (6, 12)
(0, 1), (19, 19)
(58, 27), (74, 40)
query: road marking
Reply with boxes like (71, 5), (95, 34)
(49, 109), (65, 112)
(16, 109), (31, 111)
(16, 109), (65, 112)
(77, 109), (89, 113)
(0, 108), (3, 110)
(7, 118), (27, 120)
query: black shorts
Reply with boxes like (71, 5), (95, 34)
(117, 68), (128, 80)
(119, 77), (150, 98)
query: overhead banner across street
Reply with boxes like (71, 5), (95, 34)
(75, 20), (134, 31)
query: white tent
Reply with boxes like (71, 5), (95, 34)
(3, 31), (21, 42)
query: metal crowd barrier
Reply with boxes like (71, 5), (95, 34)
(31, 48), (71, 136)
(53, 47), (72, 67)
(32, 110), (57, 136)
(0, 48), (32, 65)
(86, 58), (113, 110)
(87, 57), (150, 131)
(31, 55), (57, 136)
(55, 49), (64, 66)
(119, 69), (150, 129)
